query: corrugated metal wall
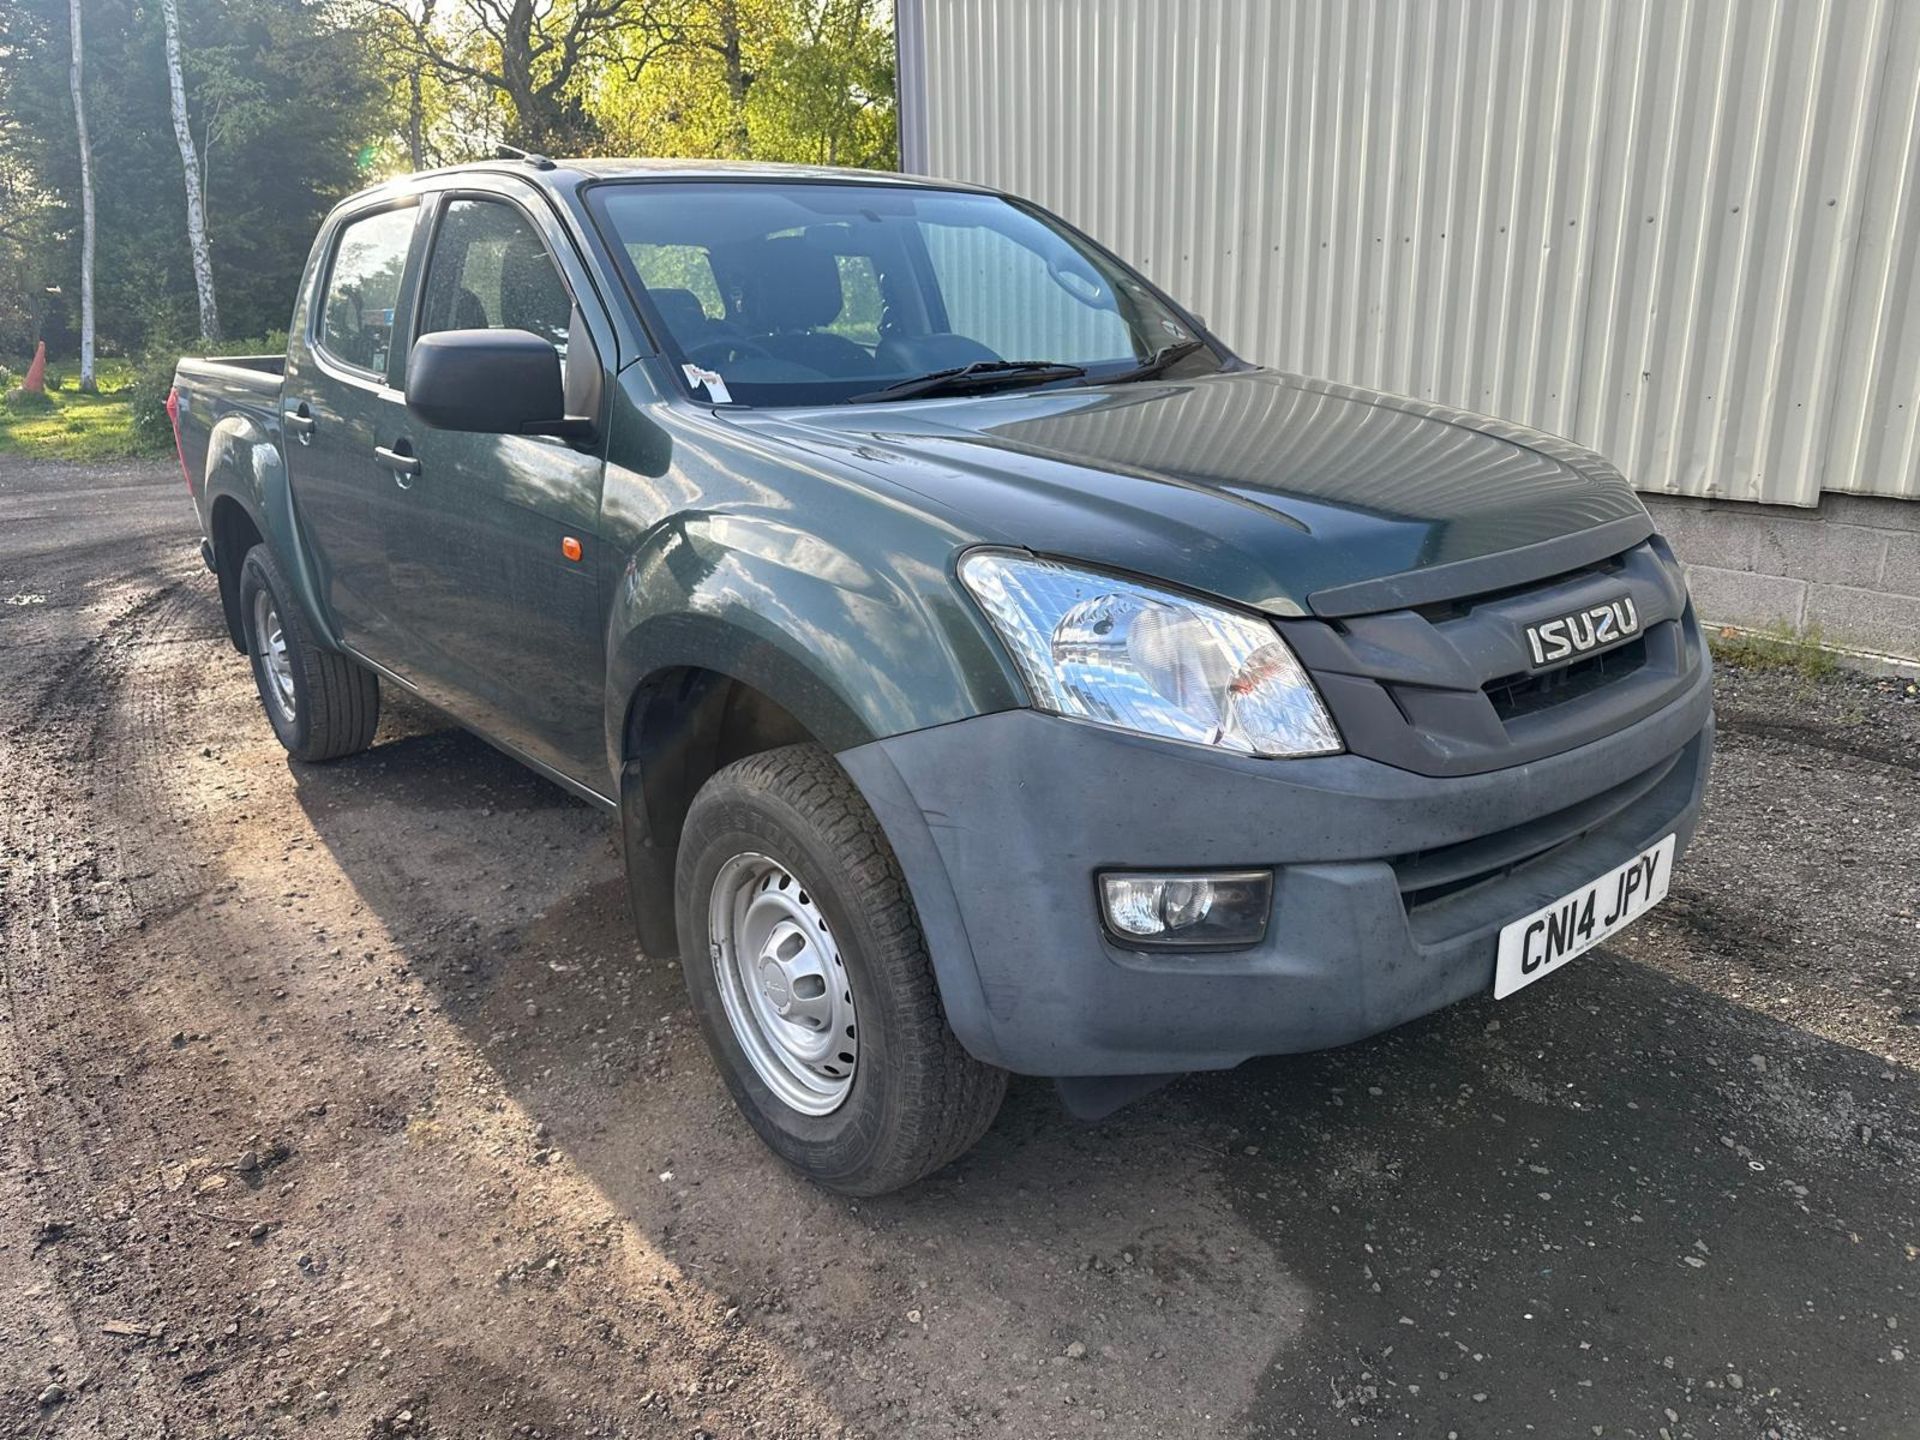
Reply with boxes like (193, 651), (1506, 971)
(899, 0), (1920, 507)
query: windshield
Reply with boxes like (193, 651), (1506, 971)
(587, 180), (1223, 406)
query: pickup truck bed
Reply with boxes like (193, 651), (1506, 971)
(168, 356), (296, 660)
(178, 354), (285, 378)
(169, 357), (283, 501)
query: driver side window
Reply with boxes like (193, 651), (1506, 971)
(419, 198), (573, 369)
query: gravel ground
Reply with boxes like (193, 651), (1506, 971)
(1, 456), (1916, 1439)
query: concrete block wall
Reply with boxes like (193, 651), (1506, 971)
(1643, 493), (1920, 664)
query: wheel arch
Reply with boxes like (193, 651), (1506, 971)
(208, 493), (265, 652)
(596, 502), (1021, 962)
(201, 407), (342, 655)
(617, 664), (836, 957)
(611, 658), (1008, 1073)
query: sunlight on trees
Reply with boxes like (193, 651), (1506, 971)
(0, 0), (900, 365)
(591, 0), (896, 168)
(346, 0), (897, 172)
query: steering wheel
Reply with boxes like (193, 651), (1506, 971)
(686, 338), (773, 368)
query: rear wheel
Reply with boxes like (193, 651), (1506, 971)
(238, 544), (379, 762)
(674, 744), (1007, 1195)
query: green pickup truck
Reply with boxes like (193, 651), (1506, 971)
(170, 157), (1713, 1194)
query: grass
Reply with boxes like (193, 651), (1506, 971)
(0, 358), (166, 462)
(1708, 621), (1842, 680)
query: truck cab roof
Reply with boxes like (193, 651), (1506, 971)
(339, 155), (993, 208)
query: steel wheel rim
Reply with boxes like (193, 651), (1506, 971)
(709, 852), (857, 1116)
(251, 589), (296, 724)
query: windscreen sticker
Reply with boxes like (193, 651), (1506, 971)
(681, 363), (732, 405)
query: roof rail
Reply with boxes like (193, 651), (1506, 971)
(494, 143), (557, 171)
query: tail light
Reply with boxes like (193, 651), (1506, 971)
(166, 387), (194, 496)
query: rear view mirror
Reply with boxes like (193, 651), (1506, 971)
(406, 329), (590, 439)
(1046, 255), (1114, 311)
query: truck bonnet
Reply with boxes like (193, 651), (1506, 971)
(743, 368), (1651, 618)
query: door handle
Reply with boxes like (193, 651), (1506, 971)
(284, 402), (315, 442)
(373, 444), (422, 482)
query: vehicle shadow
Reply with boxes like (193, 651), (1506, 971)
(284, 703), (1919, 1439)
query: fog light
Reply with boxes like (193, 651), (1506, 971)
(1098, 870), (1272, 950)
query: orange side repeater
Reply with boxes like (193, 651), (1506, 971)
(561, 536), (583, 562)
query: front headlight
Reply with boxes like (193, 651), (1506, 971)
(958, 552), (1341, 758)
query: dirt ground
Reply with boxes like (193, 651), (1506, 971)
(3, 456), (1917, 1440)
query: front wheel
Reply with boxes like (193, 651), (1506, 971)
(674, 744), (1007, 1195)
(237, 544), (380, 763)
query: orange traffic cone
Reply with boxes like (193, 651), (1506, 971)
(23, 340), (47, 394)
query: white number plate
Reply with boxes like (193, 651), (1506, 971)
(1493, 834), (1676, 999)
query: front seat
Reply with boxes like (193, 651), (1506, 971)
(450, 285), (490, 332)
(648, 287), (722, 351)
(499, 242), (573, 351)
(735, 237), (879, 377)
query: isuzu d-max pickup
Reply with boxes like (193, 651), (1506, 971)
(170, 157), (1713, 1194)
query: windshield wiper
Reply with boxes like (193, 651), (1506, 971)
(848, 359), (1087, 404)
(1094, 338), (1209, 385)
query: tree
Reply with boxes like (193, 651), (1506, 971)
(2, 0), (390, 354)
(179, 0), (392, 339)
(0, 0), (900, 366)
(160, 0), (220, 340)
(361, 0), (477, 169)
(758, 0), (894, 167)
(400, 0), (440, 168)
(0, 125), (62, 358)
(64, 0), (95, 388)
(685, 0), (751, 156)
(591, 0), (895, 169)
(360, 0), (682, 154)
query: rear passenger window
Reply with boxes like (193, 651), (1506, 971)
(317, 207), (416, 378)
(418, 199), (573, 361)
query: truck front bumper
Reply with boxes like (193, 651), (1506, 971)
(838, 660), (1713, 1077)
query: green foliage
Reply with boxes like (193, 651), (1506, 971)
(126, 331), (286, 448)
(3, 386), (57, 413)
(629, 243), (728, 312)
(128, 355), (184, 450)
(755, 0), (898, 166)
(0, 0), (901, 377)
(0, 140), (56, 358)
(1708, 623), (1843, 681)
(0, 0), (388, 356)
(0, 360), (150, 458)
(189, 0), (392, 338)
(590, 0), (896, 168)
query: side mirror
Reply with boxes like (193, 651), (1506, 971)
(406, 329), (592, 439)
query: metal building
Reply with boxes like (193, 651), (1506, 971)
(896, 0), (1920, 663)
